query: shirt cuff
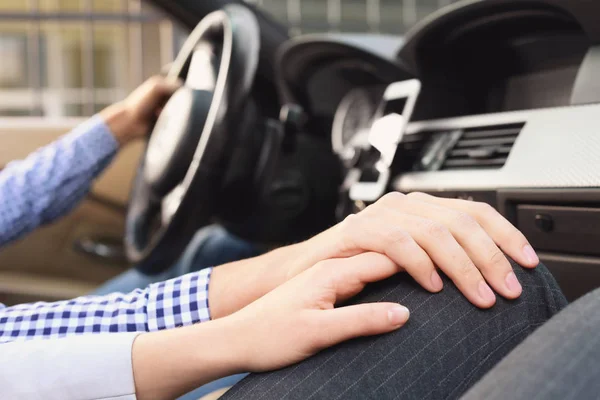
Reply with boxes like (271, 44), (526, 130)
(0, 333), (140, 400)
(146, 268), (212, 332)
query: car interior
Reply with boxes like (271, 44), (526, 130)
(1, 0), (599, 312)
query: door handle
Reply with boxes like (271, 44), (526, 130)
(74, 236), (128, 264)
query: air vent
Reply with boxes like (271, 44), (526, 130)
(441, 123), (524, 170)
(394, 132), (430, 172)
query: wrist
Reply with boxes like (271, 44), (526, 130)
(207, 237), (335, 320)
(208, 245), (304, 320)
(206, 315), (255, 373)
(190, 317), (249, 375)
(99, 103), (138, 147)
(282, 232), (340, 281)
(132, 318), (247, 400)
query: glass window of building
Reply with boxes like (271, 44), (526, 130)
(1, 0), (466, 118)
(247, 0), (464, 36)
(0, 0), (186, 118)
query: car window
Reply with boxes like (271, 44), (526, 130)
(245, 0), (461, 35)
(0, 0), (188, 118)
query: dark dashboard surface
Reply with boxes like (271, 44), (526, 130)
(276, 34), (409, 138)
(403, 0), (593, 121)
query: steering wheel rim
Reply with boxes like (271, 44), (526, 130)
(125, 5), (260, 274)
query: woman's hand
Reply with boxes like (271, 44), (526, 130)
(294, 192), (539, 308)
(209, 192), (538, 319)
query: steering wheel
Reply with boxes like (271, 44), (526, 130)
(125, 5), (260, 274)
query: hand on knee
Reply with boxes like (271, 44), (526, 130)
(226, 253), (410, 372)
(301, 192), (539, 308)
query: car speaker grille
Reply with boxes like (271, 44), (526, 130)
(441, 123), (525, 170)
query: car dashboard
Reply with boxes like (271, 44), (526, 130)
(277, 0), (600, 301)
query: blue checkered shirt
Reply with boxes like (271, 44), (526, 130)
(0, 116), (212, 344)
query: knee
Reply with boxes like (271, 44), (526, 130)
(507, 259), (568, 317)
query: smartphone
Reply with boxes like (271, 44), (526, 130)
(350, 79), (421, 202)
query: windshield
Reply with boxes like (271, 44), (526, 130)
(244, 0), (461, 36)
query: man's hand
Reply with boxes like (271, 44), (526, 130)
(100, 76), (181, 146)
(133, 253), (408, 400)
(210, 192), (539, 318)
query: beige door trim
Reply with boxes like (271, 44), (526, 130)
(0, 118), (144, 207)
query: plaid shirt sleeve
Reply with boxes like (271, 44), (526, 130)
(0, 115), (118, 247)
(0, 268), (212, 344)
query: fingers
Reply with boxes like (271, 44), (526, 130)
(399, 197), (522, 301)
(146, 76), (181, 105)
(314, 302), (409, 348)
(406, 192), (539, 268)
(340, 216), (443, 293)
(332, 191), (534, 308)
(379, 192), (533, 302)
(316, 252), (402, 303)
(343, 212), (493, 305)
(153, 76), (182, 96)
(403, 215), (497, 308)
(340, 192), (535, 307)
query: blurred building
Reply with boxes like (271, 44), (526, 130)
(0, 0), (461, 119)
(0, 0), (186, 118)
(249, 0), (461, 35)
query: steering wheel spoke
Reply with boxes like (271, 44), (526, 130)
(186, 43), (219, 91)
(161, 183), (186, 226)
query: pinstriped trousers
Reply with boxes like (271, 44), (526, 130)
(222, 260), (567, 400)
(462, 286), (600, 400)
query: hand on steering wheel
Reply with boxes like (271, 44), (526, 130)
(100, 76), (182, 146)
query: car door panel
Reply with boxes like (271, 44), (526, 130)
(0, 120), (143, 305)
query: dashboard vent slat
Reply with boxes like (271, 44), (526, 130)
(450, 146), (512, 157)
(461, 127), (522, 139)
(455, 136), (518, 148)
(443, 157), (508, 169)
(440, 123), (524, 171)
(395, 132), (430, 172)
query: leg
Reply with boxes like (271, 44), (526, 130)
(221, 259), (567, 400)
(461, 287), (600, 400)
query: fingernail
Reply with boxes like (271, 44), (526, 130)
(523, 245), (539, 265)
(505, 271), (522, 295)
(478, 281), (496, 304)
(388, 306), (410, 326)
(431, 271), (444, 291)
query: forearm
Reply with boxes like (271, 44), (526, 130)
(0, 269), (211, 343)
(0, 333), (140, 400)
(100, 103), (144, 147)
(0, 116), (118, 247)
(0, 89), (167, 248)
(0, 320), (245, 400)
(209, 241), (319, 319)
(132, 317), (245, 400)
(207, 228), (349, 320)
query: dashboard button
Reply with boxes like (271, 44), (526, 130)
(535, 214), (554, 233)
